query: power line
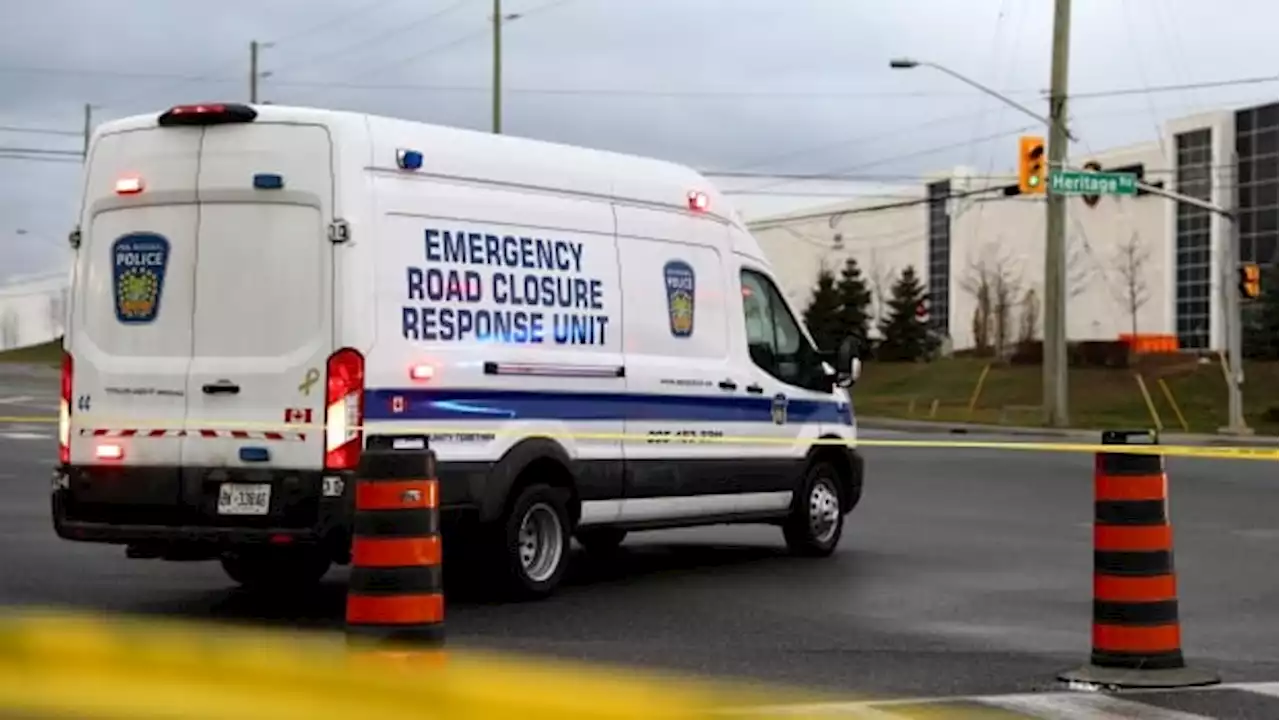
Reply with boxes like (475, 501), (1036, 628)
(749, 184), (1011, 230)
(268, 0), (401, 49)
(0, 125), (81, 138)
(94, 1), (424, 110)
(2, 63), (1273, 101)
(339, 0), (576, 83)
(0, 147), (82, 157)
(737, 124), (1040, 194)
(0, 153), (83, 164)
(1068, 75), (1279, 100)
(269, 0), (472, 80)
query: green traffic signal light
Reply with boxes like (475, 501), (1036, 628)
(1029, 176), (1040, 186)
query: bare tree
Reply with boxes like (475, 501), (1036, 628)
(968, 276), (993, 354)
(1067, 232), (1096, 300)
(961, 242), (1022, 356)
(867, 250), (895, 326)
(1110, 232), (1152, 337)
(0, 308), (18, 350)
(1018, 286), (1040, 343)
(992, 267), (1021, 356)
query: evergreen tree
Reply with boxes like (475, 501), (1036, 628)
(802, 267), (844, 352)
(877, 265), (932, 361)
(1243, 265), (1278, 360)
(835, 258), (872, 354)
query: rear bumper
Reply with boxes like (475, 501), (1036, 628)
(51, 464), (356, 553)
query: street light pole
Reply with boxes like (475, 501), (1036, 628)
(888, 58), (1076, 141)
(890, 39), (1076, 428)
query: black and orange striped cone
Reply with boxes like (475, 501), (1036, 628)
(1058, 430), (1219, 689)
(345, 436), (445, 649)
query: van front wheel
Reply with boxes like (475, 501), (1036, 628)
(783, 462), (845, 557)
(220, 548), (332, 592)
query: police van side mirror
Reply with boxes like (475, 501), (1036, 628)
(835, 335), (861, 389)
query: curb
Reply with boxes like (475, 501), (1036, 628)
(858, 416), (1280, 448)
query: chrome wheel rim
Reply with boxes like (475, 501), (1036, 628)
(518, 502), (564, 583)
(809, 480), (840, 544)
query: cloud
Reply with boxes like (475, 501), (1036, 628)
(1, 0), (1276, 278)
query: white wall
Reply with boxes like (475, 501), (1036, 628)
(0, 273), (69, 351)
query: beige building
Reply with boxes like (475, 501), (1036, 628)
(748, 101), (1278, 354)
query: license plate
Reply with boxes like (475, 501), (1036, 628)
(217, 483), (271, 516)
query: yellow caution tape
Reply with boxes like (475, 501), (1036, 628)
(2, 415), (1275, 462)
(0, 610), (870, 720)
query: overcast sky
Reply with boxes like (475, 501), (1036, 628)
(1, 0), (1276, 280)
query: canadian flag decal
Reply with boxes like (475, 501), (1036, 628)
(284, 408), (313, 424)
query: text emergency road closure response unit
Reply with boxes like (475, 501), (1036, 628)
(402, 229), (611, 346)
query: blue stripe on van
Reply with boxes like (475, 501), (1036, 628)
(364, 388), (853, 425)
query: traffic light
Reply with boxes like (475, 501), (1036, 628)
(1018, 135), (1047, 195)
(1239, 263), (1261, 299)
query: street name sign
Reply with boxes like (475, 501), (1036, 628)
(1049, 170), (1137, 196)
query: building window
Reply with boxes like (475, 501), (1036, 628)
(1174, 128), (1213, 350)
(1235, 102), (1279, 268)
(927, 180), (951, 335)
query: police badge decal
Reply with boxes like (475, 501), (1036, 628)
(663, 260), (695, 338)
(112, 233), (171, 325)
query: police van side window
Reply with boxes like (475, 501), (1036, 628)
(740, 270), (824, 391)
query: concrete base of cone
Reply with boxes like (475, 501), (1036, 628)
(1058, 664), (1221, 689)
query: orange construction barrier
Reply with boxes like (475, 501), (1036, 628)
(345, 435), (445, 647)
(1059, 430), (1219, 689)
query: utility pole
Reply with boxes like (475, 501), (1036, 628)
(492, 0), (503, 134)
(1042, 0), (1072, 428)
(81, 103), (92, 161)
(1222, 213), (1250, 434)
(250, 40), (260, 104)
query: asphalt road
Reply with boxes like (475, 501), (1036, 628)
(1, 365), (1276, 718)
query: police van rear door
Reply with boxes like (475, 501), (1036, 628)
(179, 110), (334, 495)
(67, 124), (200, 472)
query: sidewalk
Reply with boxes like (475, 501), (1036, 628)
(858, 415), (1280, 447)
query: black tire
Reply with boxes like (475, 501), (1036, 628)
(575, 527), (627, 554)
(782, 462), (845, 557)
(488, 484), (572, 600)
(220, 547), (332, 592)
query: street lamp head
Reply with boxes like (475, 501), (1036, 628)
(889, 57), (919, 69)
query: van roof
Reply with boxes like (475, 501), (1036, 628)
(92, 103), (750, 228)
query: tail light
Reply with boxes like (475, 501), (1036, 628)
(59, 351), (73, 465)
(324, 348), (365, 471)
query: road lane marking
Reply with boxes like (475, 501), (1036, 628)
(0, 432), (51, 440)
(738, 682), (1278, 719)
(982, 692), (1212, 719)
(0, 396), (36, 405)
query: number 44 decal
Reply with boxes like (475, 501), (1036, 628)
(76, 395), (91, 412)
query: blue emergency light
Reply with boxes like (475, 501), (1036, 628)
(396, 149), (424, 171)
(253, 173), (284, 190)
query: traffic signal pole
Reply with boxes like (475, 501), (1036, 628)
(1118, 176), (1250, 435)
(1043, 0), (1073, 428)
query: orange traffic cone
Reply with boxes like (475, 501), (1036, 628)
(345, 436), (445, 649)
(1059, 430), (1219, 689)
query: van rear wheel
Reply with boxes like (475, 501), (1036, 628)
(488, 484), (572, 600)
(220, 547), (332, 591)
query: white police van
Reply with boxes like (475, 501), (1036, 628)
(54, 103), (864, 598)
